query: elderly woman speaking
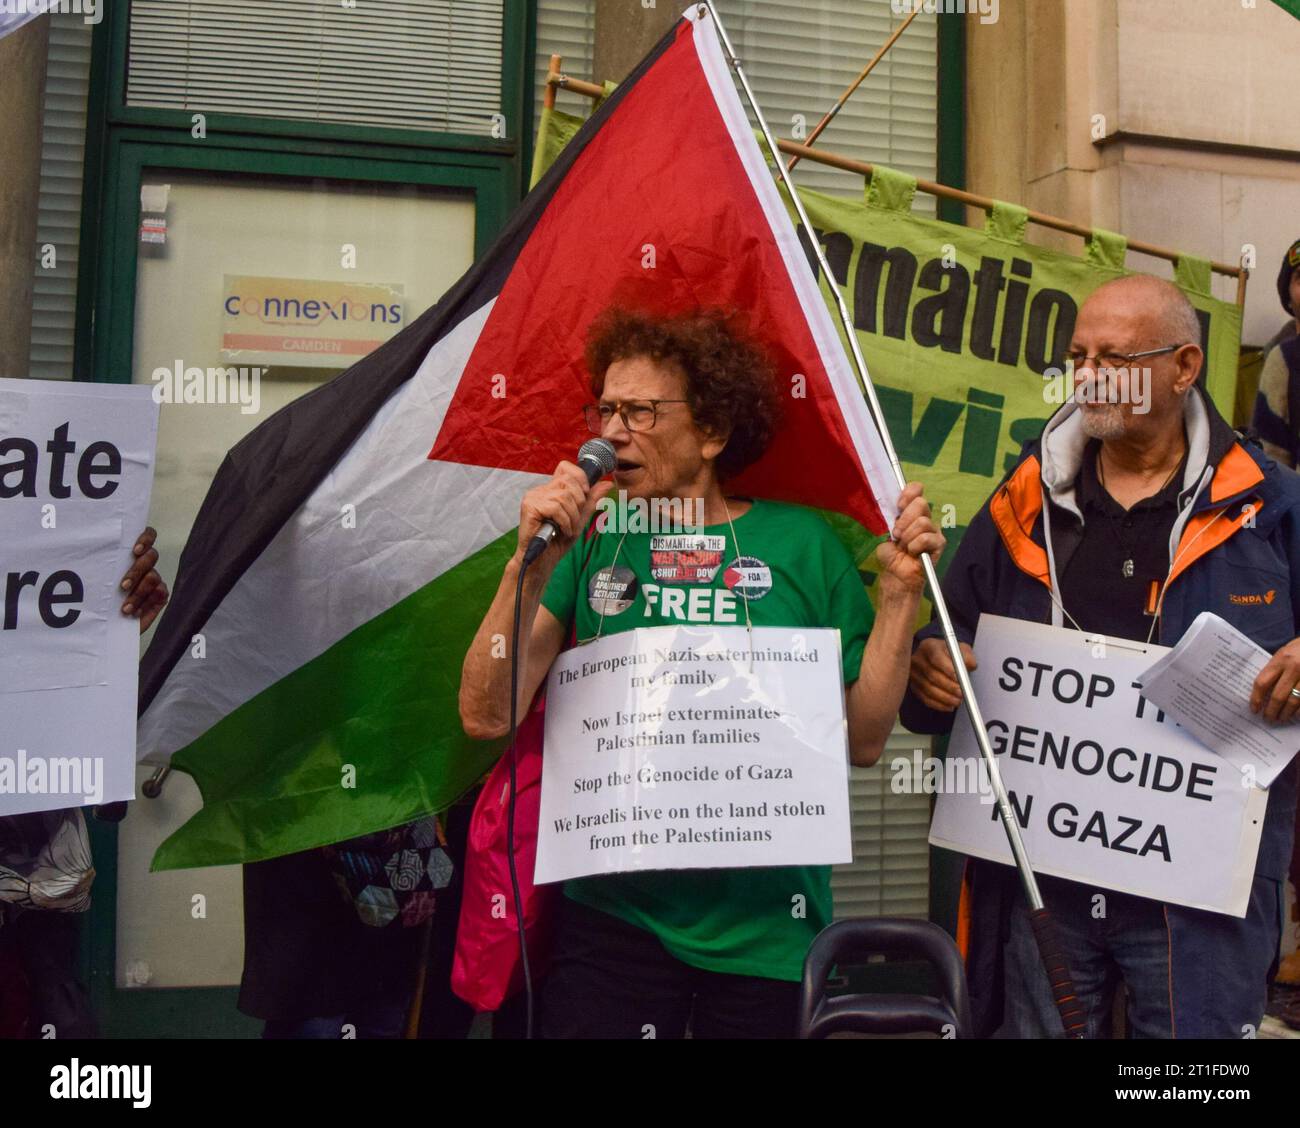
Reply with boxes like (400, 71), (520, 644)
(459, 306), (943, 1039)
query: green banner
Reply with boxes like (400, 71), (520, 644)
(788, 173), (1242, 545)
(532, 110), (1243, 595)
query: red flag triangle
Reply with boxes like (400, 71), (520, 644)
(430, 10), (895, 534)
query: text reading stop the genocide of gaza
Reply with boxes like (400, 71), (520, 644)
(560, 762), (826, 848)
(987, 655), (1223, 863)
(1, 423), (122, 631)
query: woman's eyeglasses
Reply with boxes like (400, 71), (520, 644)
(583, 399), (688, 434)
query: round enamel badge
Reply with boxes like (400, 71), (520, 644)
(723, 556), (772, 600)
(588, 565), (638, 615)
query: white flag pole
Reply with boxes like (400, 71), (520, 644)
(696, 0), (1085, 1036)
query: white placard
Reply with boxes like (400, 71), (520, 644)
(536, 625), (853, 884)
(929, 614), (1268, 918)
(0, 378), (159, 815)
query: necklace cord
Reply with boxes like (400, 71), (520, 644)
(723, 497), (756, 673)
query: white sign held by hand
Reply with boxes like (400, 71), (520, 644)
(930, 614), (1267, 918)
(537, 624), (852, 884)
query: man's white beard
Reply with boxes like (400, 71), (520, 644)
(1078, 404), (1127, 440)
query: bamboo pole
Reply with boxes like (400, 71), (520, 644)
(547, 74), (1248, 305)
(553, 72), (602, 98)
(788, 7), (919, 170)
(776, 141), (1248, 287)
(543, 53), (561, 111)
(403, 914), (435, 1039)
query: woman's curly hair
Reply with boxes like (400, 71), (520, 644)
(584, 307), (782, 481)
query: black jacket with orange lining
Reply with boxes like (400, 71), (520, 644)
(900, 385), (1300, 1034)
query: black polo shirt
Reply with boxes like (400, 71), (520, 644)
(1055, 439), (1188, 641)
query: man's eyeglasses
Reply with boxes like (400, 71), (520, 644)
(583, 399), (688, 434)
(1063, 343), (1188, 375)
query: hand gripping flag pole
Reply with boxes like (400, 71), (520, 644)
(698, 0), (1087, 1038)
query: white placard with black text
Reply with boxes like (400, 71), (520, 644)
(929, 614), (1267, 917)
(0, 378), (159, 815)
(536, 625), (852, 884)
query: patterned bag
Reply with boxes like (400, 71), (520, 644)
(0, 809), (95, 919)
(321, 815), (454, 929)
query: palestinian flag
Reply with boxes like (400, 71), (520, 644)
(141, 5), (899, 870)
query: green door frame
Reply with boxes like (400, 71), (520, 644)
(89, 135), (515, 386)
(85, 148), (510, 1040)
(85, 139), (514, 1040)
(74, 0), (535, 382)
(77, 2), (528, 1039)
(929, 12), (968, 937)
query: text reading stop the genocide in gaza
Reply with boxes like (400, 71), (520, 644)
(1, 423), (122, 631)
(988, 655), (1222, 862)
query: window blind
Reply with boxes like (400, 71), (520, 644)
(731, 0), (938, 205)
(126, 0), (504, 136)
(831, 730), (933, 921)
(534, 0), (938, 207)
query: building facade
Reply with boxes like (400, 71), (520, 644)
(3, 0), (1296, 1037)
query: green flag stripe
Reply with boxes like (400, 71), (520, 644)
(151, 530), (518, 870)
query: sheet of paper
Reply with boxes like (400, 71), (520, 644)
(1135, 611), (1300, 789)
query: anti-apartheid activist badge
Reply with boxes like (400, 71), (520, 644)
(588, 565), (638, 615)
(649, 534), (725, 584)
(723, 556), (773, 600)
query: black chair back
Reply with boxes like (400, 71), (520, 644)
(797, 918), (972, 1039)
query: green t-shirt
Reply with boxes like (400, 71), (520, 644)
(539, 497), (875, 981)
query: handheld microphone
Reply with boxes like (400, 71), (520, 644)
(522, 438), (618, 565)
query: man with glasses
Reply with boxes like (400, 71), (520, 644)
(459, 305), (943, 1038)
(903, 273), (1300, 1037)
